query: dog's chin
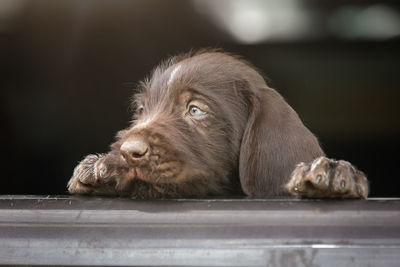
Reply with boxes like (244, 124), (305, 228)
(133, 164), (214, 185)
(130, 163), (187, 184)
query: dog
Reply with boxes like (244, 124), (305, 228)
(67, 50), (369, 199)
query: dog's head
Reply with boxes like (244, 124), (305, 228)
(115, 51), (323, 197)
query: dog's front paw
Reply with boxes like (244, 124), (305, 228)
(68, 154), (112, 195)
(286, 156), (369, 199)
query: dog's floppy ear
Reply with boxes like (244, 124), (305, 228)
(239, 86), (324, 197)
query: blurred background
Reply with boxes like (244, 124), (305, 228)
(1, 0), (399, 197)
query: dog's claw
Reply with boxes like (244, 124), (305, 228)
(286, 156), (369, 199)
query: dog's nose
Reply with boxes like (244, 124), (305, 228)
(120, 139), (149, 161)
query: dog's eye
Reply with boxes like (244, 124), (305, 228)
(189, 105), (207, 117)
(137, 106), (144, 115)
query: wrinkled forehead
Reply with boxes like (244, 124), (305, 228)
(140, 53), (248, 107)
(143, 62), (199, 105)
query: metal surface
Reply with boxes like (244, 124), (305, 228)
(0, 195), (399, 266)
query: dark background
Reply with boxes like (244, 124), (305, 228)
(1, 0), (399, 197)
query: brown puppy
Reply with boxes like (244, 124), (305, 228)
(68, 50), (369, 199)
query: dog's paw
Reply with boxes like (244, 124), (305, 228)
(67, 154), (112, 195)
(286, 156), (369, 199)
(68, 153), (136, 196)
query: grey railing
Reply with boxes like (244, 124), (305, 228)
(0, 195), (399, 266)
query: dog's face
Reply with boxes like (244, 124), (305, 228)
(108, 51), (324, 197)
(115, 53), (251, 194)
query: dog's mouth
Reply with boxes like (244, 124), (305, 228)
(122, 154), (185, 184)
(118, 135), (189, 184)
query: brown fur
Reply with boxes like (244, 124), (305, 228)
(68, 50), (331, 198)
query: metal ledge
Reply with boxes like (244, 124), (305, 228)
(0, 196), (399, 266)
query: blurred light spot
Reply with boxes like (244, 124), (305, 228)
(228, 6), (271, 44)
(0, 0), (26, 32)
(330, 4), (400, 40)
(192, 0), (312, 44)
